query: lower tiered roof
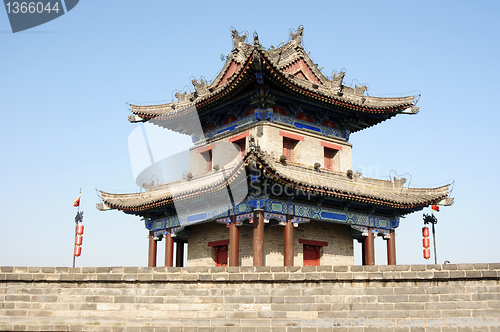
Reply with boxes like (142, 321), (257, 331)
(98, 140), (453, 214)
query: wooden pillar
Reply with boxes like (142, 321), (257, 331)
(284, 215), (294, 266)
(148, 231), (157, 267)
(165, 231), (174, 267)
(387, 230), (396, 265)
(365, 227), (375, 265)
(229, 215), (239, 266)
(175, 240), (184, 267)
(253, 210), (264, 266)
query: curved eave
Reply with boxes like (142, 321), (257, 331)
(250, 148), (451, 212)
(99, 160), (246, 213)
(257, 163), (450, 211)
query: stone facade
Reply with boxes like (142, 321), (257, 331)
(293, 221), (353, 266)
(255, 123), (352, 173)
(1, 264), (499, 331)
(186, 222), (228, 267)
(185, 220), (354, 267)
(189, 122), (352, 178)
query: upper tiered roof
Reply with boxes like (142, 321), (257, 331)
(128, 27), (419, 134)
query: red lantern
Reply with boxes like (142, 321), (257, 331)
(74, 246), (82, 257)
(423, 237), (430, 248)
(75, 235), (83, 246)
(76, 224), (84, 235)
(423, 248), (430, 260)
(422, 227), (429, 237)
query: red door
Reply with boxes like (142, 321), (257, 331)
(215, 245), (228, 266)
(283, 138), (295, 161)
(324, 148), (335, 170)
(303, 245), (320, 266)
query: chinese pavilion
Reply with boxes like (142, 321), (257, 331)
(97, 27), (453, 267)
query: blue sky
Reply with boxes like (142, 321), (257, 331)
(1, 1), (499, 267)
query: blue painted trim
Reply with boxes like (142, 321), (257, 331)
(294, 122), (322, 133)
(204, 114), (259, 141)
(270, 113), (342, 138)
(146, 197), (399, 231)
(201, 108), (345, 142)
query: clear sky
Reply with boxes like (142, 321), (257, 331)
(1, 1), (499, 267)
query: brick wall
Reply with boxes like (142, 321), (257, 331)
(1, 264), (499, 331)
(187, 222), (228, 267)
(259, 123), (352, 173)
(294, 221), (354, 266)
(185, 221), (354, 267)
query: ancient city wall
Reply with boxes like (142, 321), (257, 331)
(1, 264), (499, 331)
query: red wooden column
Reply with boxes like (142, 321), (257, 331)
(229, 215), (239, 266)
(365, 227), (375, 265)
(283, 215), (294, 266)
(253, 210), (265, 266)
(165, 231), (174, 267)
(175, 240), (184, 267)
(387, 230), (396, 265)
(148, 231), (157, 267)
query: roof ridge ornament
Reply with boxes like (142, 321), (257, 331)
(253, 31), (260, 47)
(290, 26), (304, 47)
(330, 70), (345, 92)
(231, 29), (247, 49)
(174, 91), (188, 103)
(191, 77), (208, 96)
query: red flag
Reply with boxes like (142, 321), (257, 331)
(73, 193), (81, 207)
(431, 205), (439, 212)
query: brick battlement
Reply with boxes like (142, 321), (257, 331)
(1, 264), (499, 331)
(1, 264), (499, 283)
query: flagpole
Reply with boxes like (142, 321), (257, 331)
(72, 188), (81, 268)
(431, 213), (437, 265)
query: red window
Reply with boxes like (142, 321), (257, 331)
(202, 150), (212, 172)
(283, 138), (297, 161)
(234, 139), (245, 157)
(303, 245), (320, 266)
(229, 132), (249, 158)
(215, 245), (228, 266)
(324, 147), (336, 170)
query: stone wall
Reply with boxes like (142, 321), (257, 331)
(1, 264), (499, 331)
(259, 123), (352, 173)
(187, 222), (228, 267)
(185, 221), (354, 267)
(293, 221), (353, 266)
